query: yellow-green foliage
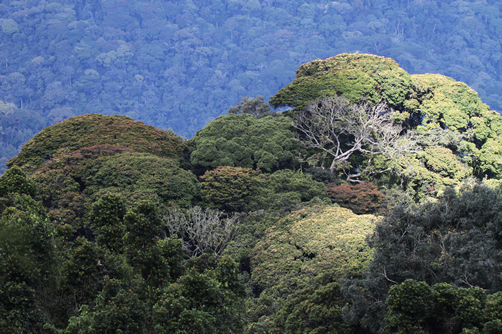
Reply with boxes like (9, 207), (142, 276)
(476, 136), (502, 177)
(250, 205), (377, 288)
(411, 74), (502, 135)
(270, 53), (413, 110)
(392, 149), (470, 200)
(7, 114), (186, 173)
(421, 147), (469, 180)
(271, 53), (502, 197)
(409, 74), (502, 178)
(200, 166), (258, 212)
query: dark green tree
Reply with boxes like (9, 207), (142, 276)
(200, 166), (260, 212)
(0, 166), (37, 197)
(343, 183), (502, 332)
(90, 192), (127, 252)
(0, 167), (57, 333)
(189, 113), (304, 174)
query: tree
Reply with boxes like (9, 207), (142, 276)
(164, 206), (239, 257)
(0, 166), (36, 197)
(64, 277), (146, 334)
(246, 205), (377, 333)
(200, 166), (259, 212)
(90, 192), (126, 252)
(270, 53), (413, 112)
(0, 169), (58, 333)
(385, 279), (502, 334)
(227, 95), (275, 118)
(327, 182), (387, 214)
(343, 183), (502, 332)
(189, 113), (305, 174)
(31, 146), (201, 236)
(7, 114), (186, 173)
(151, 255), (246, 333)
(294, 96), (414, 181)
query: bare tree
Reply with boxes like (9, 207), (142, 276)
(164, 206), (239, 258)
(294, 96), (415, 182)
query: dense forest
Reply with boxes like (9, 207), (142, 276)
(2, 0), (502, 172)
(3, 53), (502, 333)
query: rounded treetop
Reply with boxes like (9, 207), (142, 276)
(8, 114), (186, 173)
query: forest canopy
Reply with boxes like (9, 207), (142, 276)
(3, 48), (502, 333)
(1, 0), (502, 172)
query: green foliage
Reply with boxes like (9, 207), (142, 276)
(32, 146), (200, 234)
(260, 169), (329, 203)
(0, 142), (245, 333)
(86, 152), (201, 209)
(32, 145), (134, 232)
(8, 114), (186, 173)
(152, 255), (245, 333)
(65, 277), (146, 334)
(273, 278), (352, 334)
(273, 53), (502, 201)
(200, 166), (328, 215)
(90, 193), (126, 252)
(270, 53), (413, 111)
(200, 166), (260, 212)
(55, 201), (244, 333)
(227, 95), (276, 119)
(220, 169), (329, 270)
(189, 113), (304, 173)
(385, 279), (502, 334)
(344, 183), (502, 332)
(123, 201), (164, 279)
(0, 189), (57, 333)
(386, 279), (438, 333)
(392, 151), (469, 202)
(408, 74), (502, 180)
(0, 166), (36, 197)
(246, 205), (377, 333)
(305, 167), (342, 185)
(327, 182), (386, 214)
(58, 237), (108, 324)
(251, 205), (376, 288)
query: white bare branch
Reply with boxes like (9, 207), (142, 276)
(294, 96), (417, 181)
(164, 206), (239, 258)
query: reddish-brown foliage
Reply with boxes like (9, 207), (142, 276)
(8, 114), (186, 173)
(326, 182), (386, 215)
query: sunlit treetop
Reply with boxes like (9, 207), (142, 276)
(250, 205), (377, 289)
(270, 53), (413, 111)
(271, 53), (502, 183)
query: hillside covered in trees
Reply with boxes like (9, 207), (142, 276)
(1, 0), (502, 172)
(3, 53), (502, 333)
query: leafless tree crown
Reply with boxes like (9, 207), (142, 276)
(294, 96), (415, 181)
(164, 206), (239, 257)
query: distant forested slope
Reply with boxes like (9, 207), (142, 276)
(1, 0), (502, 168)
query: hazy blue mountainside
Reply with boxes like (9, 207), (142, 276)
(1, 0), (502, 170)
